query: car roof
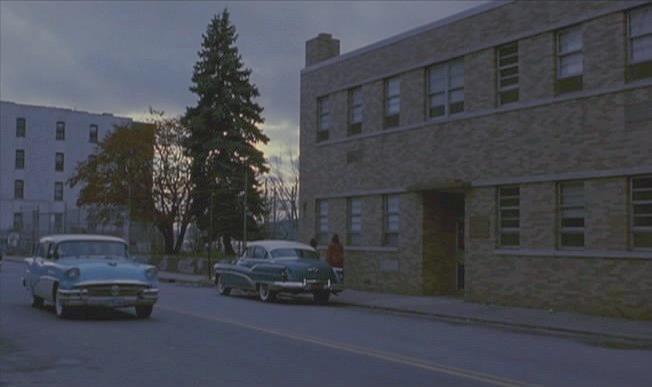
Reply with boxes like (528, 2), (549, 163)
(247, 240), (315, 251)
(39, 234), (127, 244)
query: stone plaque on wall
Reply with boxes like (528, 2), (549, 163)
(469, 216), (490, 239)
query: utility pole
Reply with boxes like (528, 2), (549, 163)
(242, 163), (248, 254)
(207, 192), (214, 281)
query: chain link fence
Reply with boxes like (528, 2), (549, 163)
(0, 206), (162, 256)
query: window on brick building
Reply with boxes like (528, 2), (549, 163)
(55, 153), (64, 172)
(15, 149), (25, 170)
(347, 198), (362, 245)
(383, 194), (400, 246)
(556, 26), (583, 94)
(428, 58), (464, 118)
(384, 77), (400, 128)
(497, 42), (519, 105)
(53, 213), (64, 233)
(54, 182), (64, 201)
(317, 96), (330, 142)
(316, 199), (329, 244)
(628, 5), (652, 81)
(559, 181), (585, 248)
(89, 124), (98, 143)
(56, 121), (66, 140)
(498, 186), (520, 247)
(631, 176), (652, 249)
(16, 118), (26, 137)
(348, 87), (363, 135)
(14, 180), (24, 199)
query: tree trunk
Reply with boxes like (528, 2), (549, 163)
(222, 234), (236, 256)
(158, 222), (175, 254)
(173, 220), (190, 254)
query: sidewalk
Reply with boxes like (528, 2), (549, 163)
(155, 269), (652, 345)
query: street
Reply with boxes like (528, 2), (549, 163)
(1, 260), (651, 387)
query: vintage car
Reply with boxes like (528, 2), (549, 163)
(23, 234), (159, 319)
(214, 240), (342, 304)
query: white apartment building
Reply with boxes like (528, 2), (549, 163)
(0, 101), (131, 241)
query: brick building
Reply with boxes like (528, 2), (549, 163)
(298, 1), (652, 318)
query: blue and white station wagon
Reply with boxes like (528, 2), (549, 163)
(23, 234), (159, 319)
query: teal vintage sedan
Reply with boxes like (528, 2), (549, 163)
(214, 240), (343, 304)
(23, 234), (159, 319)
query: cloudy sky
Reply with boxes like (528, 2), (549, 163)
(1, 1), (485, 157)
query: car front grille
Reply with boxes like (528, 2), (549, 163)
(81, 285), (147, 297)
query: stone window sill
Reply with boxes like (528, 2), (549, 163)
(494, 248), (652, 260)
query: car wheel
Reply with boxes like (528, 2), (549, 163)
(216, 275), (231, 296)
(53, 287), (71, 319)
(135, 305), (153, 319)
(313, 291), (330, 305)
(258, 284), (276, 303)
(31, 294), (44, 308)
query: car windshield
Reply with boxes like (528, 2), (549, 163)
(55, 241), (128, 259)
(270, 248), (319, 259)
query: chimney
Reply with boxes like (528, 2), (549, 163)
(305, 33), (340, 67)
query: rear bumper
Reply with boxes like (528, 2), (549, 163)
(269, 279), (343, 293)
(57, 288), (159, 307)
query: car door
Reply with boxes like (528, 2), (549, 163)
(228, 247), (257, 289)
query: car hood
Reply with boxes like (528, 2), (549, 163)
(58, 258), (154, 284)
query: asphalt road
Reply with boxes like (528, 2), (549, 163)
(1, 260), (651, 387)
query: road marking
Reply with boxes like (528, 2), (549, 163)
(159, 305), (538, 387)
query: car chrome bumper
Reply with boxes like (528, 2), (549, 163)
(269, 279), (343, 292)
(57, 288), (159, 307)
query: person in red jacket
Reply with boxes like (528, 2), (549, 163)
(326, 234), (344, 269)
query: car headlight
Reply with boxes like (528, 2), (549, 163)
(145, 267), (158, 279)
(65, 268), (80, 281)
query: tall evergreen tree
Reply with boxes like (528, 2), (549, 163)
(183, 9), (269, 255)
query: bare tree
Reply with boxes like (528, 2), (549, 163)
(149, 109), (194, 253)
(265, 150), (299, 238)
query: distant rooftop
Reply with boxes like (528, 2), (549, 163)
(0, 100), (131, 120)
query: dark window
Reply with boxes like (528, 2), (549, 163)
(347, 198), (362, 245)
(14, 180), (24, 199)
(53, 213), (64, 233)
(428, 58), (464, 118)
(559, 181), (585, 248)
(16, 118), (26, 137)
(317, 96), (330, 142)
(55, 153), (64, 172)
(498, 186), (520, 247)
(627, 5), (652, 81)
(13, 213), (23, 231)
(348, 87), (363, 135)
(15, 149), (25, 169)
(383, 194), (400, 246)
(316, 199), (329, 244)
(631, 176), (652, 249)
(89, 124), (98, 143)
(56, 121), (65, 140)
(497, 42), (519, 105)
(384, 77), (400, 128)
(54, 182), (64, 201)
(556, 26), (583, 94)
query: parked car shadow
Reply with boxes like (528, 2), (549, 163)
(37, 304), (140, 321)
(222, 289), (340, 307)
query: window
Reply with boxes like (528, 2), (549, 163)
(628, 5), (652, 81)
(16, 118), (26, 137)
(631, 176), (652, 249)
(253, 246), (268, 259)
(428, 58), (464, 118)
(14, 180), (24, 199)
(54, 182), (64, 201)
(348, 87), (363, 135)
(384, 77), (400, 128)
(89, 124), (98, 143)
(55, 153), (64, 172)
(316, 200), (329, 244)
(13, 213), (23, 231)
(383, 194), (400, 246)
(56, 121), (65, 140)
(53, 213), (64, 233)
(559, 182), (585, 248)
(497, 186), (520, 247)
(497, 42), (519, 105)
(347, 198), (362, 245)
(317, 96), (330, 142)
(556, 26), (583, 93)
(15, 149), (25, 169)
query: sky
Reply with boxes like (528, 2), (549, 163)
(0, 1), (485, 158)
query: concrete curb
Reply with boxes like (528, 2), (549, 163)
(331, 299), (652, 346)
